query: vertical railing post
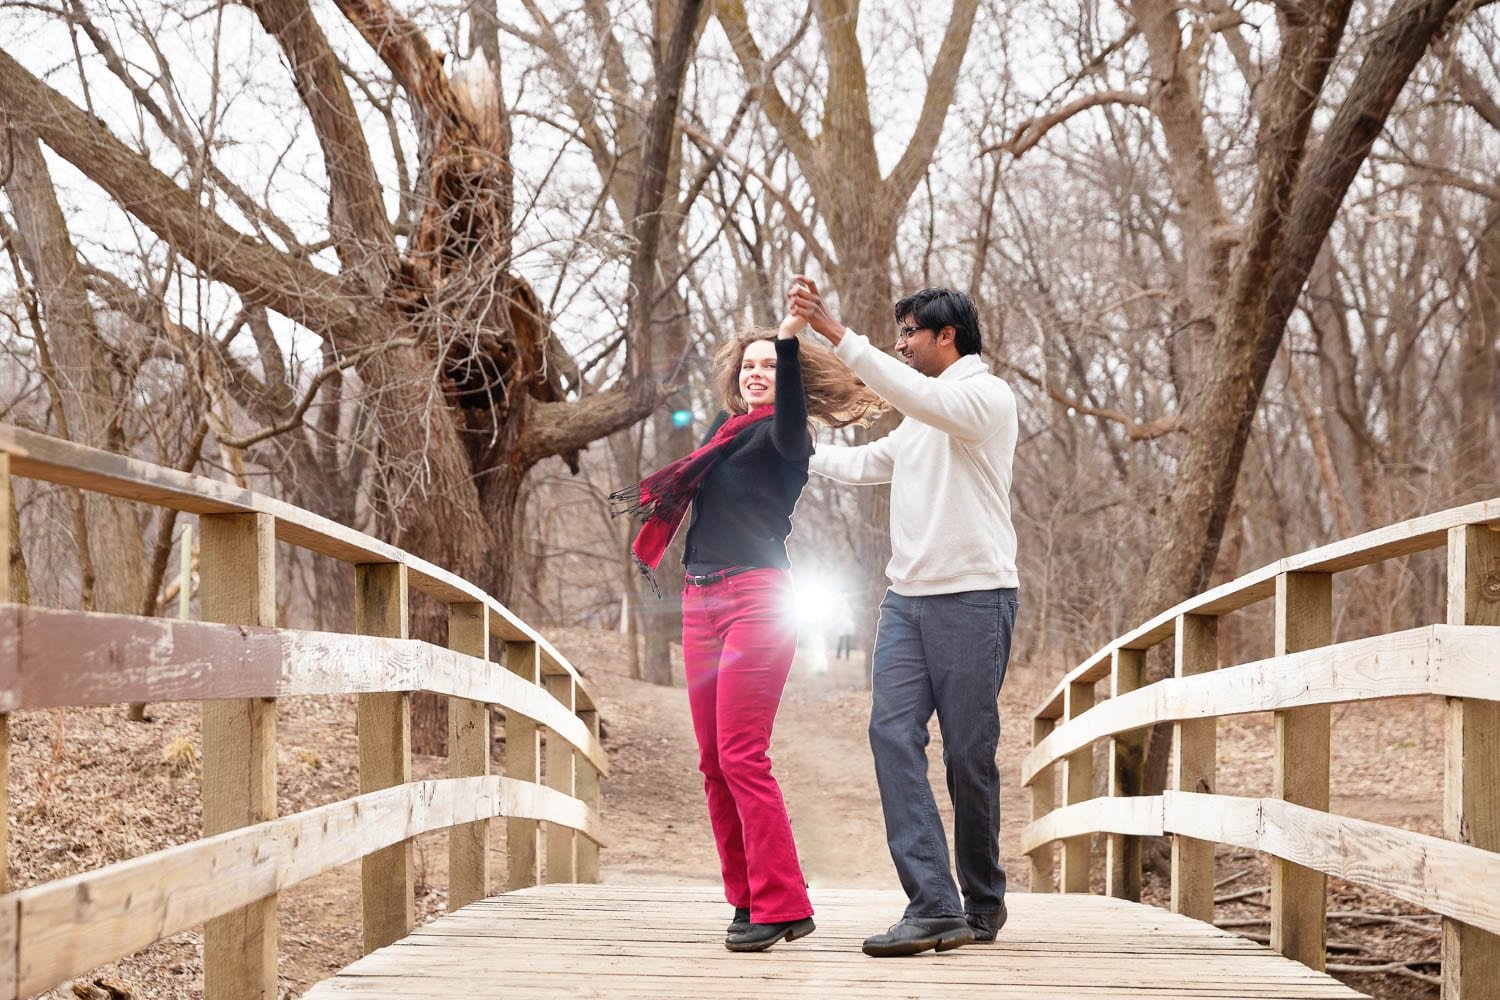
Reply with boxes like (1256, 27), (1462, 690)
(447, 602), (490, 910)
(1443, 524), (1500, 999)
(199, 512), (277, 1000)
(1, 453), (12, 897)
(1108, 648), (1146, 901)
(576, 705), (601, 884)
(504, 639), (541, 889)
(355, 562), (412, 953)
(1029, 717), (1057, 892)
(1060, 680), (1095, 892)
(543, 671), (578, 883)
(1171, 613), (1217, 922)
(1270, 571), (1331, 970)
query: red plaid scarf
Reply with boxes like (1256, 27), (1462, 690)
(609, 407), (773, 592)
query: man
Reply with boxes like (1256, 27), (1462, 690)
(788, 278), (1019, 958)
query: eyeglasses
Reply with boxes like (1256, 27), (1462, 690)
(896, 324), (929, 342)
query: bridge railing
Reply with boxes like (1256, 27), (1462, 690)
(1022, 497), (1500, 998)
(0, 425), (606, 999)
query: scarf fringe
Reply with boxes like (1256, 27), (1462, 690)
(607, 484), (648, 521)
(632, 554), (663, 600)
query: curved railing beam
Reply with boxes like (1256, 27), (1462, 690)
(0, 607), (607, 773)
(0, 424), (598, 709)
(1020, 792), (1500, 938)
(1021, 625), (1499, 785)
(1032, 498), (1500, 721)
(5, 776), (601, 996)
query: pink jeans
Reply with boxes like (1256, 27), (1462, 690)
(681, 568), (813, 924)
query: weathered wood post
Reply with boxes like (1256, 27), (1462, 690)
(355, 562), (412, 952)
(1029, 717), (1057, 892)
(504, 639), (541, 889)
(199, 511), (277, 1000)
(1270, 571), (1331, 970)
(448, 601), (490, 910)
(576, 703), (601, 883)
(544, 671), (578, 883)
(1060, 680), (1095, 892)
(1171, 613), (1217, 921)
(1, 453), (11, 898)
(1444, 524), (1500, 998)
(1108, 647), (1146, 901)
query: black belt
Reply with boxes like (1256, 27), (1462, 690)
(684, 566), (759, 587)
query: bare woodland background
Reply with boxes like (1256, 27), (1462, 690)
(1, 0), (1498, 750)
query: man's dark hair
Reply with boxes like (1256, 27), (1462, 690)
(893, 287), (982, 356)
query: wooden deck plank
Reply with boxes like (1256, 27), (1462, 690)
(303, 886), (1365, 999)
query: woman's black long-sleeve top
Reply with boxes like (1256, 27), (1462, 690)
(683, 338), (812, 575)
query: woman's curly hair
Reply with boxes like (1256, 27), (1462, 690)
(713, 329), (887, 428)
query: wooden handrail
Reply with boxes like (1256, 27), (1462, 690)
(1024, 502), (1500, 998)
(1031, 496), (1500, 721)
(1017, 792), (1500, 935)
(0, 427), (608, 998)
(1021, 624), (1495, 786)
(0, 606), (607, 771)
(0, 424), (595, 709)
(3, 777), (596, 996)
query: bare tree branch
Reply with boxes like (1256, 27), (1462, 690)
(1002, 360), (1182, 440)
(66, 0), (304, 251)
(243, 0), (395, 285)
(983, 89), (1152, 158)
(887, 0), (981, 203)
(0, 49), (365, 340)
(714, 0), (820, 172)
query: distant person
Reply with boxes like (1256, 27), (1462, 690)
(611, 311), (883, 952)
(788, 279), (1019, 957)
(834, 603), (856, 660)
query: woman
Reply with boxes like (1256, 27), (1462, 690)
(612, 311), (883, 952)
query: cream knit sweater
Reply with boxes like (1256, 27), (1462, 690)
(809, 330), (1019, 597)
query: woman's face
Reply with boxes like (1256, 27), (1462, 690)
(738, 339), (777, 408)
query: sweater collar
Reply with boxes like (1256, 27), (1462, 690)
(938, 353), (988, 381)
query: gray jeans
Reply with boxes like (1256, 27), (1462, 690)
(868, 587), (1018, 919)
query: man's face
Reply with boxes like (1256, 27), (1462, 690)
(895, 314), (947, 377)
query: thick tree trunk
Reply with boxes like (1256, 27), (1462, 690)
(4, 129), (147, 619)
(1129, 0), (1465, 855)
(833, 228), (900, 679)
(1458, 198), (1500, 499)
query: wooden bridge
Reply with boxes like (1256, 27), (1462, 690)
(0, 423), (1494, 999)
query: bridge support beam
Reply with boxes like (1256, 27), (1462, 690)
(356, 562), (413, 953)
(504, 639), (542, 889)
(199, 511), (278, 1000)
(1270, 571), (1331, 971)
(1108, 648), (1146, 901)
(1060, 680), (1094, 892)
(448, 601), (491, 910)
(1171, 614), (1217, 922)
(544, 673), (578, 883)
(1444, 525), (1500, 999)
(576, 707), (601, 883)
(1, 453), (11, 902)
(1029, 717), (1058, 892)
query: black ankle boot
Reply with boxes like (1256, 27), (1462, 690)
(727, 907), (751, 935)
(724, 916), (815, 952)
